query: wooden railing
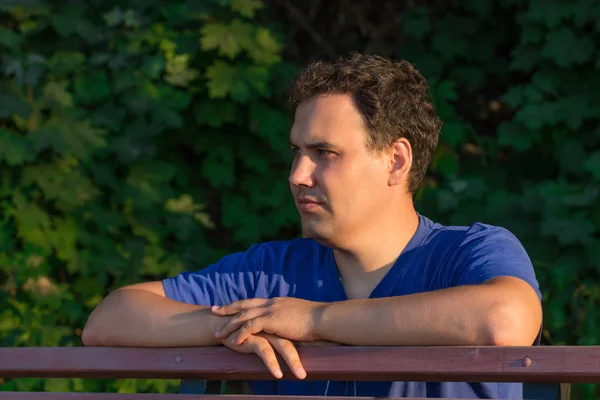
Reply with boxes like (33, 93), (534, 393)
(1, 346), (599, 399)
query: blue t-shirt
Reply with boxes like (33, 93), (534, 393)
(163, 213), (541, 399)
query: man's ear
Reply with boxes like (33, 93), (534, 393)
(387, 138), (412, 187)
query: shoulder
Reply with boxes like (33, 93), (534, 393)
(455, 221), (528, 256)
(425, 218), (539, 296)
(419, 214), (526, 255)
(419, 215), (535, 273)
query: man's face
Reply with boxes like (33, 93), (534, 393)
(289, 94), (393, 247)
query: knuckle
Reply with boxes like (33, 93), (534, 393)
(256, 343), (271, 357)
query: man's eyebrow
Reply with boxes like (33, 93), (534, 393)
(290, 140), (339, 149)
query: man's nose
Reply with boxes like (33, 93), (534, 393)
(289, 155), (315, 188)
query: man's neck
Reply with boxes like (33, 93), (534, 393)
(332, 208), (420, 299)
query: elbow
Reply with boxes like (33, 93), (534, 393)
(81, 310), (106, 346)
(80, 290), (124, 346)
(480, 304), (539, 347)
(80, 326), (96, 346)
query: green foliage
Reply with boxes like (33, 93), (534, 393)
(1, 0), (599, 398)
(0, 0), (293, 394)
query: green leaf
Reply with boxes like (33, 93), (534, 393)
(165, 194), (197, 214)
(571, 0), (598, 27)
(47, 52), (85, 75)
(555, 95), (593, 130)
(43, 81), (73, 107)
(103, 7), (123, 27)
(242, 65), (270, 96)
(541, 213), (595, 245)
(201, 149), (234, 187)
(204, 62), (233, 96)
(21, 160), (100, 208)
(195, 101), (239, 127)
(429, 80), (458, 120)
(9, 191), (53, 252)
(205, 61), (269, 102)
(0, 128), (35, 166)
(74, 71), (111, 104)
(0, 0), (44, 11)
(440, 121), (467, 148)
(140, 55), (166, 79)
(525, 0), (572, 28)
(510, 46), (539, 71)
(230, 0), (263, 18)
(200, 21), (280, 65)
(249, 102), (290, 150)
(401, 9), (431, 40)
(49, 4), (85, 37)
(0, 222), (16, 252)
(465, 0), (492, 17)
(431, 148), (459, 176)
(520, 23), (544, 44)
(514, 102), (558, 131)
(164, 54), (199, 87)
(497, 122), (539, 152)
(29, 115), (107, 159)
(221, 195), (262, 245)
(501, 85), (525, 108)
(200, 21), (253, 59)
(238, 137), (271, 173)
(0, 28), (23, 49)
(558, 141), (586, 174)
(584, 152), (600, 180)
(541, 28), (594, 67)
(247, 27), (281, 65)
(434, 81), (458, 101)
(0, 91), (31, 119)
(431, 33), (468, 61)
(151, 108), (183, 129)
(51, 217), (79, 267)
(532, 71), (559, 95)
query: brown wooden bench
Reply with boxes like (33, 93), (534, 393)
(1, 346), (596, 399)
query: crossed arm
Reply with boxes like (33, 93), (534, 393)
(82, 276), (541, 380)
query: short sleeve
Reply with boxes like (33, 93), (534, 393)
(450, 224), (542, 301)
(162, 243), (263, 307)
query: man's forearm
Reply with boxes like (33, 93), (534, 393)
(315, 278), (541, 346)
(82, 289), (223, 347)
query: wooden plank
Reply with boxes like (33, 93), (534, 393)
(0, 395), (438, 400)
(1, 346), (599, 383)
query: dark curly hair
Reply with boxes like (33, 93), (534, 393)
(288, 53), (442, 194)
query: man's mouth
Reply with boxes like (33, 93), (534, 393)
(297, 197), (323, 212)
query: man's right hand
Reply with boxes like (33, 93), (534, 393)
(219, 331), (307, 380)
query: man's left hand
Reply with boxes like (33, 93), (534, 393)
(212, 297), (326, 345)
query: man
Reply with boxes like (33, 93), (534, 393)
(82, 54), (542, 398)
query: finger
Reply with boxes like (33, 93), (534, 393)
(232, 318), (265, 345)
(252, 336), (283, 379)
(215, 310), (256, 339)
(263, 334), (306, 380)
(221, 332), (253, 352)
(211, 298), (266, 316)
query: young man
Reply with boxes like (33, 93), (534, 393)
(82, 54), (542, 398)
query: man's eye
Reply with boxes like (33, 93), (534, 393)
(318, 150), (334, 156)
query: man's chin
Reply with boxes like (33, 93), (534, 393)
(301, 225), (334, 245)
